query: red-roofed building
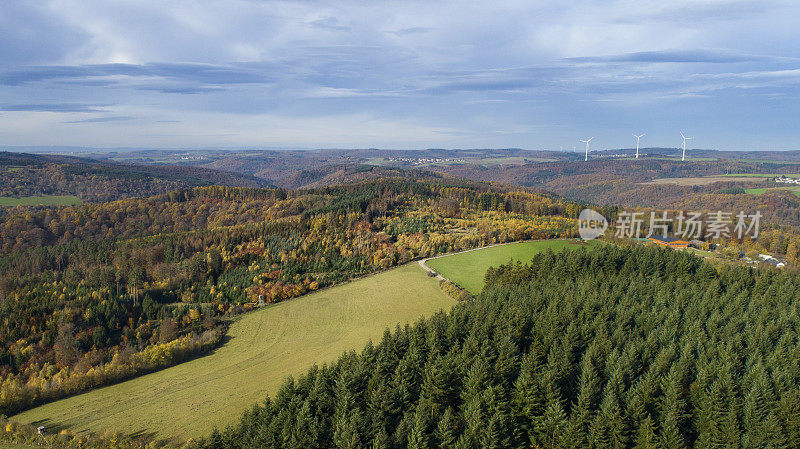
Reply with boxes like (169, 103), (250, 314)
(648, 235), (689, 249)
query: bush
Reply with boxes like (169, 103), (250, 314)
(0, 328), (223, 415)
(439, 279), (472, 300)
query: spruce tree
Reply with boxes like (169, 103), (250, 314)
(371, 428), (389, 449)
(659, 368), (689, 449)
(632, 414), (658, 449)
(408, 402), (433, 449)
(743, 365), (775, 448)
(590, 377), (628, 449)
(459, 395), (485, 448)
(534, 382), (568, 449)
(566, 353), (602, 448)
(695, 378), (728, 449)
(778, 390), (800, 448)
(512, 355), (546, 445)
(435, 407), (459, 449)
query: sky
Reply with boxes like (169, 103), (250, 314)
(1, 0), (799, 151)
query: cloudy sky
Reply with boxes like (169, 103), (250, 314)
(1, 0), (799, 150)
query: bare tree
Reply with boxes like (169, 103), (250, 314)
(159, 319), (178, 343)
(54, 320), (79, 367)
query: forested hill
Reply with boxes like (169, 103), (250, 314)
(0, 178), (579, 416)
(0, 151), (269, 202)
(199, 245), (800, 449)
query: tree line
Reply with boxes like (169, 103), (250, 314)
(0, 152), (267, 203)
(198, 245), (800, 448)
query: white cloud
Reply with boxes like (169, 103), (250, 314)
(0, 0), (799, 149)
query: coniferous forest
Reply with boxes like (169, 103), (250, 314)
(199, 245), (800, 449)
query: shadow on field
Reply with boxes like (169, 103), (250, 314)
(30, 417), (66, 433)
(128, 429), (159, 441)
(31, 417), (165, 444)
(214, 332), (233, 351)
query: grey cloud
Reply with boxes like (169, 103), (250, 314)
(64, 116), (134, 123)
(423, 79), (537, 94)
(631, 1), (784, 23)
(309, 17), (350, 32)
(0, 62), (274, 86)
(0, 3), (90, 65)
(566, 50), (788, 65)
(0, 0), (799, 149)
(0, 103), (109, 113)
(391, 27), (432, 36)
(136, 85), (227, 94)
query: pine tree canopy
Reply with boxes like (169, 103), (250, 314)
(197, 245), (800, 448)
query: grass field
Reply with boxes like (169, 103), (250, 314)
(13, 264), (454, 439)
(721, 173), (800, 178)
(645, 176), (766, 186)
(745, 186), (800, 196)
(476, 156), (554, 165)
(426, 239), (592, 293)
(729, 159), (800, 164)
(686, 247), (717, 258)
(620, 156), (720, 162)
(0, 195), (82, 206)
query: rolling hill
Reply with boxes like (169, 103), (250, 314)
(0, 151), (269, 203)
(13, 263), (454, 438)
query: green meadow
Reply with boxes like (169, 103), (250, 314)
(745, 186), (800, 196)
(426, 239), (593, 293)
(721, 173), (800, 177)
(13, 263), (454, 439)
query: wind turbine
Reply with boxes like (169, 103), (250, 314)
(580, 137), (593, 161)
(680, 132), (693, 161)
(633, 133), (645, 159)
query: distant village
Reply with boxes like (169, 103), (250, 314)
(387, 157), (466, 165)
(774, 175), (800, 184)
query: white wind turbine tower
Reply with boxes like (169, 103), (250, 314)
(680, 131), (693, 161)
(633, 133), (645, 159)
(580, 137), (593, 161)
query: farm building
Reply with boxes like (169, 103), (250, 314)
(759, 254), (786, 268)
(648, 235), (689, 249)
